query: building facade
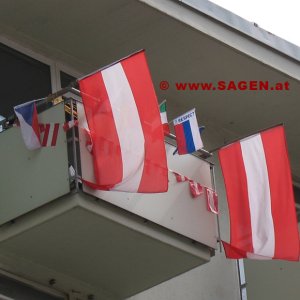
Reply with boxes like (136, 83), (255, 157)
(0, 1), (299, 299)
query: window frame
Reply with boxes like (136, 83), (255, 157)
(0, 36), (81, 94)
(0, 269), (67, 300)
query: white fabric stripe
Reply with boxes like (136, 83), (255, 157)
(194, 183), (199, 194)
(69, 120), (75, 128)
(15, 112), (40, 150)
(207, 189), (218, 214)
(160, 111), (168, 124)
(102, 63), (145, 192)
(46, 124), (55, 147)
(189, 111), (203, 150)
(240, 134), (275, 257)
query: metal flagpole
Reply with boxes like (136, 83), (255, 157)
(70, 98), (79, 191)
(37, 85), (75, 106)
(208, 122), (284, 154)
(211, 164), (222, 252)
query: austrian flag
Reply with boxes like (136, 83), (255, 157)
(219, 126), (300, 261)
(79, 50), (168, 193)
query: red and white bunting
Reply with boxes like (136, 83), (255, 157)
(189, 181), (204, 198)
(172, 171), (207, 199)
(173, 172), (189, 183)
(205, 187), (219, 215)
(63, 119), (79, 131)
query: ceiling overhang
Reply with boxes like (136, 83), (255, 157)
(0, 0), (299, 178)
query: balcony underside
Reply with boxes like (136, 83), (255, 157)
(0, 192), (211, 299)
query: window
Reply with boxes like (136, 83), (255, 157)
(60, 71), (76, 89)
(0, 42), (52, 118)
(293, 185), (300, 222)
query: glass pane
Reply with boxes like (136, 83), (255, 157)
(60, 71), (76, 88)
(0, 43), (52, 118)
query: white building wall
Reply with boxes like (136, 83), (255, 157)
(244, 259), (300, 300)
(1, 1), (299, 298)
(127, 254), (240, 300)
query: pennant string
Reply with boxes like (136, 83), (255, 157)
(169, 169), (219, 214)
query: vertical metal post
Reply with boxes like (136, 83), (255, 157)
(237, 259), (248, 300)
(70, 98), (79, 191)
(211, 164), (222, 252)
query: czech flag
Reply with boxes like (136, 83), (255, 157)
(14, 101), (41, 150)
(173, 108), (203, 155)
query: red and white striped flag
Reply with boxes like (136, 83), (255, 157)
(39, 123), (60, 147)
(219, 125), (300, 261)
(205, 187), (218, 214)
(78, 51), (168, 193)
(189, 181), (203, 198)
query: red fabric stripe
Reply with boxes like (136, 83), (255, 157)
(79, 72), (123, 186)
(218, 143), (254, 254)
(121, 51), (168, 192)
(174, 124), (187, 154)
(222, 241), (247, 259)
(41, 124), (50, 147)
(82, 178), (113, 191)
(63, 123), (68, 132)
(173, 172), (188, 182)
(51, 123), (60, 146)
(163, 123), (170, 135)
(261, 126), (300, 261)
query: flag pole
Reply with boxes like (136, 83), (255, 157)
(70, 98), (79, 192)
(159, 99), (167, 106)
(211, 164), (222, 252)
(44, 49), (144, 98)
(77, 49), (145, 82)
(208, 122), (284, 154)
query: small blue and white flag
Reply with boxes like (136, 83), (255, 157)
(173, 108), (203, 155)
(14, 101), (41, 150)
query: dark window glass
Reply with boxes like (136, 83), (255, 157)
(294, 186), (300, 204)
(0, 43), (52, 118)
(60, 71), (76, 88)
(0, 274), (65, 300)
(294, 186), (300, 222)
